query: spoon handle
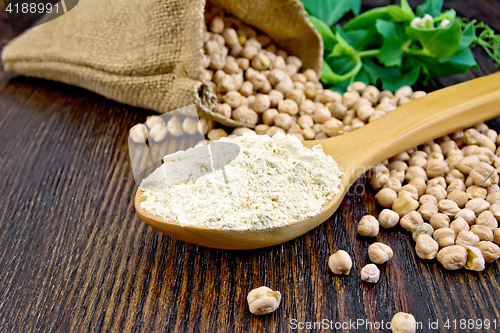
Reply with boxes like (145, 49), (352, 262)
(323, 72), (500, 177)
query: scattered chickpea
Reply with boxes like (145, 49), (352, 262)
(400, 211), (424, 231)
(129, 123), (148, 143)
(247, 286), (281, 315)
(328, 250), (352, 275)
(368, 242), (394, 264)
(360, 264), (380, 283)
(455, 230), (480, 247)
(392, 193), (419, 217)
(429, 213), (450, 230)
(358, 215), (379, 237)
(411, 223), (434, 241)
(437, 245), (467, 270)
(391, 312), (416, 333)
(476, 241), (500, 263)
(465, 246), (485, 271)
(415, 234), (439, 260)
(433, 228), (456, 248)
(378, 209), (400, 228)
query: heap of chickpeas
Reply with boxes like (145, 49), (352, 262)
(201, 8), (426, 141)
(365, 123), (500, 271)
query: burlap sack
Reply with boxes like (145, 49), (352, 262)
(1, 0), (322, 127)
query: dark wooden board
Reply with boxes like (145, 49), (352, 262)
(0, 1), (499, 332)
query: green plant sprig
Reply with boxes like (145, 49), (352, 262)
(302, 0), (500, 92)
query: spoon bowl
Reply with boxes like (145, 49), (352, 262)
(135, 72), (500, 249)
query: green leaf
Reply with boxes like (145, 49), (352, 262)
(416, 0), (444, 18)
(308, 16), (337, 51)
(458, 20), (475, 51)
(301, 0), (362, 26)
(378, 39), (404, 67)
(343, 6), (414, 32)
(361, 58), (421, 91)
(321, 60), (348, 84)
(406, 18), (462, 58)
(375, 20), (407, 67)
(400, 0), (413, 15)
(381, 65), (421, 91)
(344, 29), (373, 50)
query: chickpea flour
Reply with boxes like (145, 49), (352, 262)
(139, 132), (343, 230)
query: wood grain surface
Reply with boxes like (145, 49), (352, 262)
(0, 1), (499, 332)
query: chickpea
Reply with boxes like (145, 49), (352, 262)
(328, 250), (352, 275)
(424, 159), (448, 178)
(415, 234), (439, 260)
(470, 162), (499, 187)
(465, 246), (485, 271)
(426, 186), (447, 201)
(450, 216), (470, 234)
(207, 128), (228, 141)
(278, 99), (299, 116)
(275, 76), (294, 94)
(262, 108), (278, 126)
(391, 192), (419, 217)
(476, 210), (498, 230)
(391, 312), (416, 333)
(251, 53), (271, 70)
(418, 203), (438, 221)
(312, 123), (324, 134)
(378, 209), (400, 228)
(266, 126), (286, 137)
(360, 264), (380, 283)
(409, 177), (426, 196)
(419, 194), (437, 206)
(465, 198), (490, 215)
(410, 223), (433, 242)
(409, 155), (427, 168)
(456, 155), (480, 174)
(397, 211), (422, 231)
(368, 243), (394, 264)
(399, 184), (419, 200)
(444, 179), (469, 193)
(395, 85), (413, 98)
(464, 128), (483, 145)
(447, 190), (468, 208)
(321, 119), (343, 138)
(405, 166), (428, 182)
(210, 16), (224, 33)
(429, 213), (450, 230)
(455, 230), (480, 247)
(233, 106), (259, 125)
(342, 91), (359, 109)
(274, 112), (293, 130)
(375, 187), (398, 208)
(303, 81), (316, 99)
(129, 123), (148, 144)
(487, 192), (500, 205)
(312, 106), (332, 124)
(357, 215), (379, 237)
(247, 286), (281, 315)
(437, 245), (467, 270)
(470, 225), (494, 242)
(476, 241), (500, 262)
(433, 228), (456, 248)
(438, 199), (460, 218)
(428, 176), (446, 189)
(446, 169), (466, 184)
(251, 94), (270, 113)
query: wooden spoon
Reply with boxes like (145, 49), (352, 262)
(135, 72), (500, 249)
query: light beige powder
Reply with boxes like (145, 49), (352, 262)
(139, 132), (342, 230)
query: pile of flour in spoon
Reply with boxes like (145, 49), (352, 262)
(139, 132), (343, 230)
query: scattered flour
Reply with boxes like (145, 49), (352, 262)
(139, 132), (343, 230)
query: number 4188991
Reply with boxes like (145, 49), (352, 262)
(6, 2), (59, 14)
(443, 318), (498, 330)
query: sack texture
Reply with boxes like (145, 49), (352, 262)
(2, 0), (322, 127)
